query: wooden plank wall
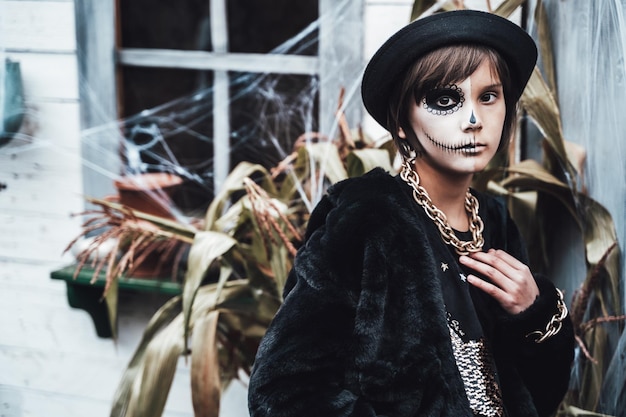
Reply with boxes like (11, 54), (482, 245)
(362, 0), (415, 140)
(0, 0), (420, 416)
(0, 1), (203, 415)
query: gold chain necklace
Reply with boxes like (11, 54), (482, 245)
(400, 158), (484, 256)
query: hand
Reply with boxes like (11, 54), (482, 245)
(459, 248), (540, 315)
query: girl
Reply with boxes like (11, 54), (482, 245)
(248, 9), (574, 417)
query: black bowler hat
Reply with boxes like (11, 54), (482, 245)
(361, 9), (538, 129)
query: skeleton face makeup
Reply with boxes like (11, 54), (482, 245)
(403, 60), (506, 175)
(423, 84), (465, 115)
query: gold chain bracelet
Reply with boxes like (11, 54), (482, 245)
(526, 288), (568, 343)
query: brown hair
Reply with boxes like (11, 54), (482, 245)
(386, 44), (516, 160)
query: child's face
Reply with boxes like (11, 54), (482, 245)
(403, 60), (506, 175)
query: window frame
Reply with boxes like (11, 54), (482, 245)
(75, 0), (364, 202)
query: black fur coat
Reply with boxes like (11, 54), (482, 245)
(248, 168), (574, 417)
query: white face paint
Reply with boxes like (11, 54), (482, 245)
(404, 60), (506, 176)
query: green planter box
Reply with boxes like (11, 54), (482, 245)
(51, 265), (182, 338)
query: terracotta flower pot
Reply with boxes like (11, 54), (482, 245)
(114, 172), (183, 219)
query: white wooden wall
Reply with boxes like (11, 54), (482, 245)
(0, 0), (422, 416)
(0, 1), (201, 416)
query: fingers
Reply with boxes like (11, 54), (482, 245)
(463, 271), (509, 302)
(459, 249), (539, 314)
(459, 249), (517, 290)
(480, 248), (526, 270)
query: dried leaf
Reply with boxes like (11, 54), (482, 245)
(498, 160), (580, 222)
(204, 162), (275, 229)
(558, 405), (614, 417)
(301, 142), (348, 185)
(183, 231), (237, 353)
(346, 148), (394, 177)
(104, 276), (119, 341)
(410, 0), (437, 21)
(493, 0), (526, 18)
(191, 311), (221, 417)
(133, 319), (185, 417)
(268, 244), (289, 298)
(110, 295), (183, 417)
(86, 197), (197, 242)
(521, 69), (578, 186)
(534, 0), (558, 94)
(521, 69), (564, 151)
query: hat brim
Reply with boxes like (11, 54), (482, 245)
(361, 10), (538, 129)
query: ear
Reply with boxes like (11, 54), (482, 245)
(398, 127), (407, 139)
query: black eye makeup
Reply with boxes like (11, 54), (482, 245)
(422, 84), (465, 115)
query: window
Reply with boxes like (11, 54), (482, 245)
(75, 0), (364, 214)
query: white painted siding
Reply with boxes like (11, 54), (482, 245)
(0, 1), (195, 416)
(362, 0), (415, 140)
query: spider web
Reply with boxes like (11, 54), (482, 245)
(71, 0), (371, 223)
